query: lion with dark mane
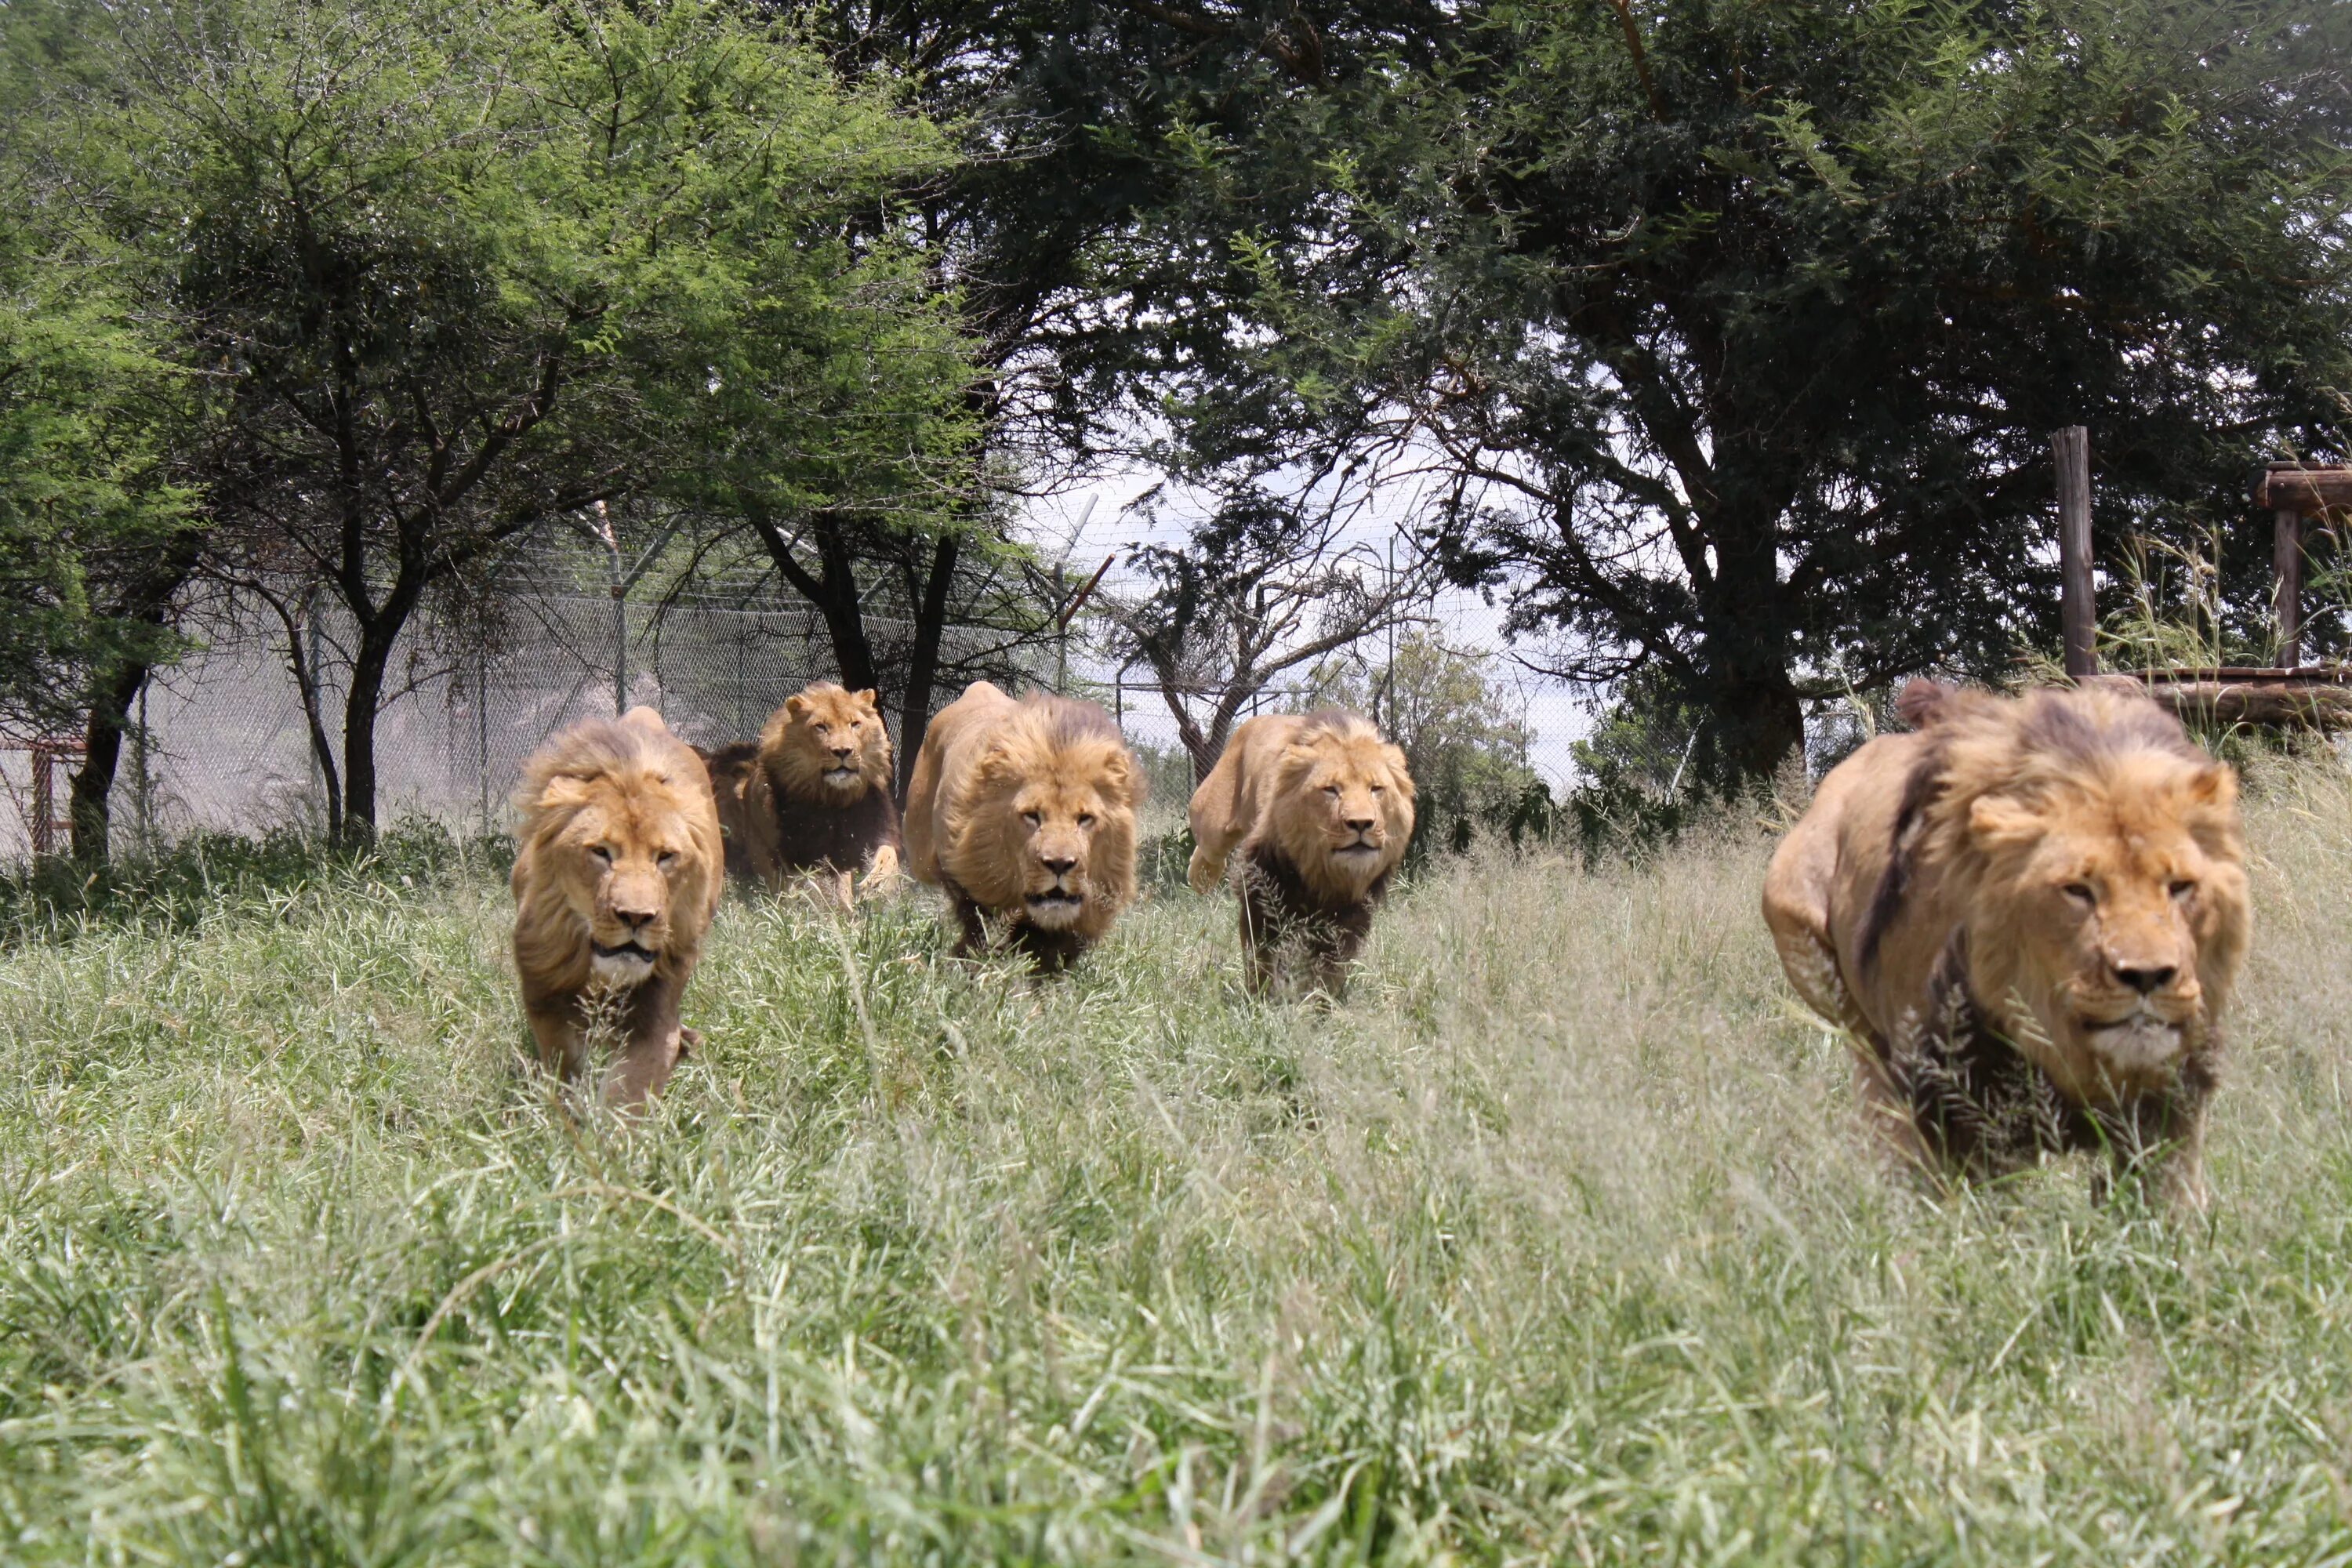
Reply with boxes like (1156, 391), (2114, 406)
(1189, 710), (1415, 996)
(512, 707), (722, 1109)
(1763, 680), (2249, 1209)
(705, 682), (899, 906)
(902, 681), (1142, 971)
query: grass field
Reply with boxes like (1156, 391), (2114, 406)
(6, 761), (2352, 1566)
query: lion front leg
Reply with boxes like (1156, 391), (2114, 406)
(946, 888), (991, 958)
(2114, 1087), (2212, 1216)
(1303, 921), (1366, 1001)
(526, 1007), (589, 1085)
(602, 1027), (684, 1111)
(1237, 889), (1279, 997)
(858, 844), (902, 901)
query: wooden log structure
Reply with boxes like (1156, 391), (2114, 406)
(2137, 666), (2352, 729)
(2047, 457), (2352, 728)
(2252, 463), (2350, 675)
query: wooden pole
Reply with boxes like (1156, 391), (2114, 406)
(2273, 507), (2303, 669)
(2054, 426), (2096, 677)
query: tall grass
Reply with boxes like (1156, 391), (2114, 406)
(5, 758), (2352, 1563)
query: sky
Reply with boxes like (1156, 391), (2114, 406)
(1015, 465), (1601, 789)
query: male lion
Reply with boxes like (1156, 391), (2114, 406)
(902, 681), (1142, 971)
(512, 706), (723, 1109)
(1762, 680), (2249, 1210)
(1188, 710), (1416, 996)
(706, 682), (900, 907)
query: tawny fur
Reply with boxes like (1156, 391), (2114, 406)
(1762, 680), (2249, 1209)
(709, 682), (901, 908)
(512, 707), (723, 1109)
(902, 681), (1142, 971)
(1188, 710), (1416, 996)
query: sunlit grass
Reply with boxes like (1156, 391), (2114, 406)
(5, 757), (2352, 1563)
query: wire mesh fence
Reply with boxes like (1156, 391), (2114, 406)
(0, 591), (1047, 862)
(0, 587), (1599, 863)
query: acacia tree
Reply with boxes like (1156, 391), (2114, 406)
(78, 0), (967, 840)
(1, 0), (204, 862)
(1099, 481), (1424, 780)
(1152, 0), (2352, 786)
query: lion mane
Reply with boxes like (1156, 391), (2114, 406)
(512, 706), (722, 1108)
(902, 681), (1142, 971)
(1188, 709), (1416, 996)
(707, 682), (901, 905)
(1763, 680), (2249, 1208)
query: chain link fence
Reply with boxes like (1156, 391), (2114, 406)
(0, 589), (1050, 861)
(0, 588), (1599, 863)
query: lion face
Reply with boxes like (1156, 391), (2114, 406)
(763, 683), (891, 801)
(557, 787), (701, 989)
(940, 695), (1142, 939)
(1003, 771), (1125, 929)
(514, 710), (721, 996)
(1960, 740), (2248, 1097)
(1270, 717), (1416, 903)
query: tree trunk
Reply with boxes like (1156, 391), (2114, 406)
(281, 592), (343, 843)
(895, 532), (960, 801)
(809, 514), (880, 693)
(68, 656), (154, 866)
(1690, 503), (1804, 786)
(340, 624), (395, 844)
(749, 510), (878, 695)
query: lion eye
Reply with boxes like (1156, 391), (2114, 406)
(2169, 879), (2195, 900)
(1370, 783), (1385, 794)
(657, 851), (678, 869)
(1322, 784), (1341, 797)
(2061, 882), (2094, 906)
(1077, 812), (1096, 828)
(1022, 810), (1041, 828)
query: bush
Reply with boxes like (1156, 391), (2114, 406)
(0, 819), (505, 947)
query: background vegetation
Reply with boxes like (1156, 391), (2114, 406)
(4, 0), (2349, 861)
(5, 756), (2352, 1562)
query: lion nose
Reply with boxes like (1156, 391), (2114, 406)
(831, 746), (854, 760)
(1345, 815), (1376, 834)
(614, 902), (658, 932)
(1040, 855), (1077, 878)
(2113, 961), (2176, 995)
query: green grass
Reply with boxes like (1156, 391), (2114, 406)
(6, 763), (2352, 1565)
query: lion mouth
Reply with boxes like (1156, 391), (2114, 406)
(822, 764), (861, 785)
(593, 938), (659, 963)
(2079, 1010), (2187, 1070)
(1025, 889), (1085, 927)
(1333, 842), (1381, 859)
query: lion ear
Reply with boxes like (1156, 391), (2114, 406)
(532, 774), (593, 812)
(2186, 763), (2237, 811)
(1383, 745), (1416, 800)
(855, 688), (878, 712)
(975, 736), (1022, 788)
(1102, 746), (1144, 808)
(1967, 793), (2040, 849)
(785, 694), (810, 719)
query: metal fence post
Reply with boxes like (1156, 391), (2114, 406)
(2054, 426), (2096, 677)
(134, 681), (151, 851)
(476, 640), (491, 827)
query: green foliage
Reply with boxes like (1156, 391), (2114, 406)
(0, 818), (499, 947)
(0, 286), (192, 728)
(30, 0), (980, 832)
(1150, 0), (2352, 785)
